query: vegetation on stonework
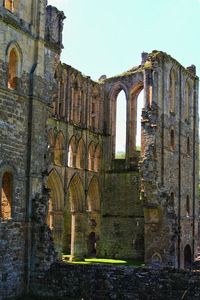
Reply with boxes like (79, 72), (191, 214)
(62, 255), (144, 267)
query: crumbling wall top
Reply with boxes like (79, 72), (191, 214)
(45, 5), (66, 51)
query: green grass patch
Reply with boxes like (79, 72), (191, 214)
(115, 152), (125, 159)
(63, 255), (144, 267)
(136, 146), (141, 151)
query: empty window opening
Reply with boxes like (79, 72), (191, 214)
(63, 198), (72, 255)
(8, 48), (18, 89)
(1, 172), (13, 220)
(47, 198), (53, 229)
(115, 90), (126, 158)
(186, 195), (190, 217)
(88, 142), (95, 171)
(136, 90), (144, 151)
(76, 139), (85, 169)
(68, 137), (76, 168)
(54, 132), (64, 166)
(4, 0), (14, 12)
(184, 244), (192, 269)
(88, 232), (97, 257)
(170, 129), (175, 150)
(68, 144), (74, 167)
(94, 145), (101, 172)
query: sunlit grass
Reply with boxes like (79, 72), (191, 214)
(115, 152), (125, 159)
(63, 255), (144, 267)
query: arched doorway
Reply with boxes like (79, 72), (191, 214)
(47, 169), (64, 257)
(87, 176), (100, 257)
(184, 244), (192, 269)
(64, 174), (87, 260)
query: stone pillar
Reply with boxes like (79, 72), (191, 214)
(143, 69), (151, 108)
(70, 212), (87, 261)
(127, 92), (137, 157)
(52, 211), (64, 259)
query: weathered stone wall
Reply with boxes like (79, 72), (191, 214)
(46, 63), (105, 259)
(0, 0), (199, 298)
(140, 51), (199, 268)
(0, 2), (65, 299)
(30, 263), (200, 300)
(100, 168), (144, 259)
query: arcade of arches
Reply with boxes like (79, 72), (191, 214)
(45, 51), (198, 268)
(1, 1), (199, 298)
(47, 169), (100, 259)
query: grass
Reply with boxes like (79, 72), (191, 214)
(136, 146), (141, 151)
(115, 152), (125, 159)
(115, 147), (141, 159)
(63, 255), (144, 267)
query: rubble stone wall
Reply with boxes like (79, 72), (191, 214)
(30, 263), (200, 300)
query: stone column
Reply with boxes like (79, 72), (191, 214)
(127, 92), (137, 158)
(143, 69), (152, 109)
(52, 211), (64, 259)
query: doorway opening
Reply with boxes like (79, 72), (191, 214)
(184, 244), (192, 269)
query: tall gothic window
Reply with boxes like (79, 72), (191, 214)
(1, 172), (13, 220)
(8, 48), (18, 89)
(186, 195), (190, 217)
(115, 90), (126, 158)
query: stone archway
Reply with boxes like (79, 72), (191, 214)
(64, 174), (87, 260)
(47, 169), (64, 257)
(87, 176), (100, 257)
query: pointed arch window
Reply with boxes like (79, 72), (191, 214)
(94, 145), (102, 172)
(68, 137), (76, 168)
(54, 131), (65, 166)
(76, 139), (85, 169)
(115, 90), (126, 158)
(8, 48), (18, 89)
(88, 142), (95, 171)
(4, 0), (14, 12)
(1, 172), (13, 220)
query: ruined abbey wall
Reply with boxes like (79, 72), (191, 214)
(0, 1), (199, 299)
(0, 1), (65, 299)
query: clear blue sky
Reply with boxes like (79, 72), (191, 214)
(48, 0), (200, 152)
(49, 0), (200, 80)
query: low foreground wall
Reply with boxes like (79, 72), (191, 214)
(29, 263), (200, 300)
(31, 263), (200, 300)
